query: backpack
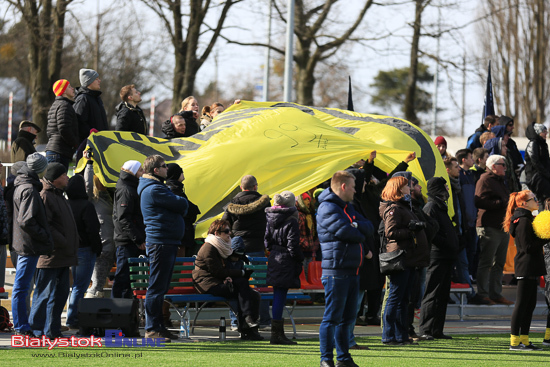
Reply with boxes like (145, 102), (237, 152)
(0, 305), (12, 331)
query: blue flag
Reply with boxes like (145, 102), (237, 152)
(482, 61), (495, 122)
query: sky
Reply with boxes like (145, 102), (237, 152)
(2, 0), (489, 137)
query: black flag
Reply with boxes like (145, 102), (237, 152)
(347, 76), (354, 112)
(481, 61), (495, 122)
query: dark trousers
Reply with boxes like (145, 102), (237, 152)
(209, 277), (260, 330)
(145, 244), (177, 331)
(419, 258), (453, 336)
(511, 278), (538, 336)
(112, 244), (145, 299)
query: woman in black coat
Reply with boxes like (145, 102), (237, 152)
(165, 164), (201, 256)
(504, 190), (546, 351)
(264, 191), (304, 345)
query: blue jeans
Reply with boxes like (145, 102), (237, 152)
(46, 151), (71, 170)
(348, 288), (364, 347)
(66, 247), (97, 326)
(112, 244), (145, 298)
(12, 255), (39, 332)
(382, 268), (415, 343)
(29, 267), (70, 338)
(319, 274), (359, 363)
(145, 243), (177, 331)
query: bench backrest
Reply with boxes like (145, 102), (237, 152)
(128, 256), (270, 294)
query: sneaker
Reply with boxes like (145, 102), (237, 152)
(145, 330), (172, 343)
(60, 326), (70, 332)
(382, 340), (403, 346)
(509, 344), (527, 351)
(14, 330), (36, 337)
(419, 334), (435, 341)
(350, 344), (370, 350)
(230, 325), (239, 332)
(522, 342), (543, 351)
(66, 324), (79, 330)
(400, 339), (418, 345)
(335, 359), (360, 367)
(245, 315), (259, 329)
(542, 339), (550, 346)
(85, 290), (104, 298)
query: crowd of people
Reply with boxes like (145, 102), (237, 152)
(1, 69), (550, 366)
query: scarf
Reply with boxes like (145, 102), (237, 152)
(449, 176), (461, 195)
(206, 234), (233, 259)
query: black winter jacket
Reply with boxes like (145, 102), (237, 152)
(379, 199), (430, 268)
(115, 102), (147, 135)
(113, 170), (146, 247)
(74, 87), (108, 141)
(264, 206), (304, 289)
(66, 175), (102, 255)
(46, 96), (79, 158)
(509, 208), (546, 277)
(165, 179), (201, 247)
(423, 183), (460, 261)
(12, 166), (53, 256)
(222, 191), (271, 253)
(161, 111), (199, 138)
(525, 121), (550, 186)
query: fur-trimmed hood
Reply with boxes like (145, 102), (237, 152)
(225, 194), (271, 216)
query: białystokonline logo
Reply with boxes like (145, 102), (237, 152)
(11, 330), (166, 349)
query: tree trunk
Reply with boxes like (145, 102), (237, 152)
(14, 0), (70, 144)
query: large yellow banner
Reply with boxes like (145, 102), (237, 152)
(80, 101), (448, 236)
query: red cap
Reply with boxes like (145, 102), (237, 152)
(434, 136), (447, 147)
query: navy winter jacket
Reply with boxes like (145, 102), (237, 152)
(137, 174), (188, 245)
(316, 188), (373, 276)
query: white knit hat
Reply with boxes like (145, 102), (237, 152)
(122, 160), (141, 175)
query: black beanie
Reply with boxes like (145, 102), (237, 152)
(44, 162), (67, 182)
(166, 163), (183, 181)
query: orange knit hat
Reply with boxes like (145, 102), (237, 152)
(53, 79), (70, 96)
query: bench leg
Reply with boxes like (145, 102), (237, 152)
(284, 301), (298, 339)
(459, 293), (465, 322)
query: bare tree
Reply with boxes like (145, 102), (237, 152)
(224, 0), (375, 106)
(5, 0), (73, 143)
(404, 0), (432, 126)
(140, 0), (242, 113)
(477, 0), (550, 132)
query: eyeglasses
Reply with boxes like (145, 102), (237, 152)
(220, 229), (231, 234)
(526, 197), (538, 203)
(494, 163), (506, 166)
(158, 163), (167, 169)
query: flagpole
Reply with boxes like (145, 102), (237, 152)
(283, 0), (295, 102)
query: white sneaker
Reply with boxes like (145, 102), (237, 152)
(84, 291), (104, 298)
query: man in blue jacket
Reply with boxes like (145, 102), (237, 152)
(138, 155), (188, 342)
(317, 170), (373, 367)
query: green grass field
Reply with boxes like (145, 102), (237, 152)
(2, 334), (549, 366)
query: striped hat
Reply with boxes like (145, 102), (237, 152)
(53, 79), (70, 96)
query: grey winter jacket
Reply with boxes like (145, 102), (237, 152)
(12, 165), (54, 256)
